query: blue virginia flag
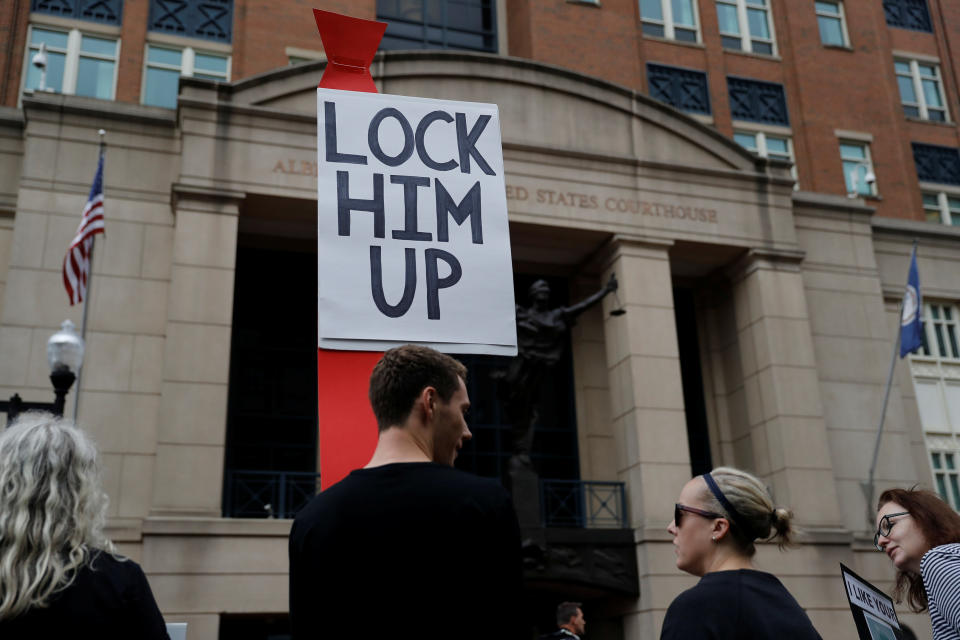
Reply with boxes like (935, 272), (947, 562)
(900, 246), (923, 357)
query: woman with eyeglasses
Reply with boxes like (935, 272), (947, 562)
(660, 467), (822, 640)
(875, 488), (960, 640)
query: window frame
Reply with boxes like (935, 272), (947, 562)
(716, 0), (776, 56)
(376, 0), (498, 53)
(930, 446), (960, 510)
(640, 0), (702, 43)
(815, 1), (849, 47)
(922, 189), (960, 226)
(838, 139), (877, 196)
(895, 57), (949, 123)
(141, 42), (231, 109)
(733, 126), (798, 186)
(21, 23), (120, 100)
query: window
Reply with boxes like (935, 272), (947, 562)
(377, 0), (497, 53)
(913, 143), (960, 186)
(923, 192), (960, 225)
(895, 59), (947, 122)
(647, 63), (711, 115)
(931, 450), (960, 510)
(148, 0), (233, 43)
(734, 130), (797, 184)
(143, 44), (229, 109)
(716, 0), (774, 55)
(640, 0), (700, 42)
(920, 304), (960, 359)
(23, 26), (119, 100)
(839, 141), (876, 196)
(911, 302), (960, 508)
(815, 1), (848, 47)
(727, 77), (788, 125)
(883, 0), (932, 33)
(31, 0), (123, 26)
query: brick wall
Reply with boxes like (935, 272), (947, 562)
(3, 0), (960, 220)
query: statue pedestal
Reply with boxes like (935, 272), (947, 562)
(508, 455), (542, 529)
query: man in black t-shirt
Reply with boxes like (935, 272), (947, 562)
(289, 345), (524, 640)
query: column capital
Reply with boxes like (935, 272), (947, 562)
(597, 234), (675, 271)
(171, 183), (245, 215)
(724, 247), (805, 283)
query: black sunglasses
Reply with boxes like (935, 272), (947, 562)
(674, 503), (724, 527)
(874, 512), (910, 551)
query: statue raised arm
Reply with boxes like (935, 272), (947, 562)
(501, 273), (619, 461)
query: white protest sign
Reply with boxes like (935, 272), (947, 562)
(844, 571), (900, 629)
(317, 88), (517, 355)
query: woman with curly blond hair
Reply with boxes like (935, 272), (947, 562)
(0, 413), (168, 638)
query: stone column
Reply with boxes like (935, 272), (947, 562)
(600, 237), (692, 639)
(150, 185), (242, 517)
(726, 249), (842, 526)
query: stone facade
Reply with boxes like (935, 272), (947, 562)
(0, 51), (955, 639)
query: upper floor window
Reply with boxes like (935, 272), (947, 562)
(839, 140), (876, 196)
(913, 143), (960, 186)
(734, 129), (797, 184)
(640, 0), (700, 43)
(931, 449), (960, 510)
(716, 0), (774, 55)
(909, 303), (960, 509)
(895, 58), (947, 122)
(377, 0), (497, 53)
(920, 303), (960, 359)
(883, 0), (932, 32)
(31, 0), (123, 26)
(647, 63), (711, 115)
(923, 191), (960, 226)
(815, 1), (848, 47)
(24, 26), (119, 100)
(142, 43), (229, 109)
(727, 77), (788, 125)
(148, 0), (233, 43)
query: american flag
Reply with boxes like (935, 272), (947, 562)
(63, 153), (105, 305)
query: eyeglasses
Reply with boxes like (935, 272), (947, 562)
(874, 512), (910, 551)
(674, 503), (724, 527)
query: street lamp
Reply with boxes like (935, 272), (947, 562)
(0, 320), (85, 422)
(47, 319), (85, 417)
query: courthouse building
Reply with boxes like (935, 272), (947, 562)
(2, 0), (960, 638)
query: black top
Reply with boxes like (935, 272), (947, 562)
(289, 462), (524, 640)
(660, 569), (822, 640)
(0, 551), (169, 639)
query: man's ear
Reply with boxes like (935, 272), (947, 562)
(418, 386), (436, 421)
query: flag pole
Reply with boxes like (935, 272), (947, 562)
(861, 239), (919, 528)
(72, 129), (105, 420)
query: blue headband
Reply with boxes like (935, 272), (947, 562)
(702, 473), (755, 538)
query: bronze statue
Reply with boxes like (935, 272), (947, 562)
(502, 273), (619, 465)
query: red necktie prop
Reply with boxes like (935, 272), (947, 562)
(314, 9), (388, 489)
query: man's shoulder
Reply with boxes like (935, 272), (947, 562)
(294, 464), (508, 522)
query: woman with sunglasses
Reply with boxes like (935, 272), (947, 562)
(660, 466), (822, 640)
(875, 488), (960, 640)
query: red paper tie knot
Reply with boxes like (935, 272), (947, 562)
(313, 9), (387, 93)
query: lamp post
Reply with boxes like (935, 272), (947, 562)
(47, 319), (85, 417)
(0, 320), (85, 423)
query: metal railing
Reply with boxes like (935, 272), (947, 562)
(224, 470), (321, 519)
(540, 480), (628, 529)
